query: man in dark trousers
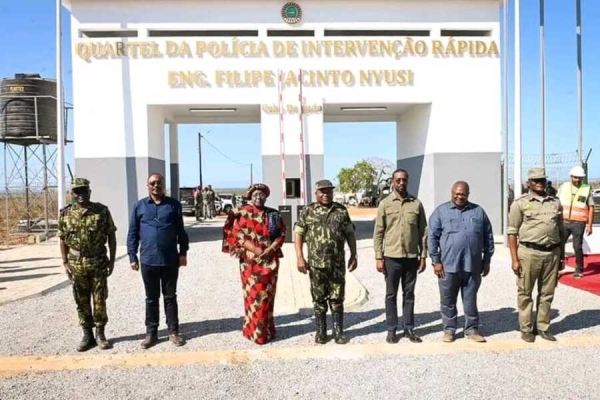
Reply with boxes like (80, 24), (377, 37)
(127, 173), (190, 349)
(428, 181), (495, 343)
(373, 168), (428, 344)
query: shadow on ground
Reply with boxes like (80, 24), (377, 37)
(0, 257), (59, 264)
(0, 272), (60, 283)
(0, 266), (64, 274)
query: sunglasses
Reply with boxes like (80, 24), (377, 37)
(148, 180), (163, 187)
(72, 187), (89, 195)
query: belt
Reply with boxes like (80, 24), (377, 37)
(520, 242), (559, 252)
(69, 248), (104, 258)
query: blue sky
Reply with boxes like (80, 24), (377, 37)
(1, 0), (599, 189)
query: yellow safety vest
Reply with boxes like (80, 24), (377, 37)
(558, 182), (591, 222)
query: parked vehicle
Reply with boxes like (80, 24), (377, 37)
(218, 193), (237, 214)
(179, 187), (196, 216)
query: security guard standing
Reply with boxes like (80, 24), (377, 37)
(295, 179), (358, 345)
(194, 186), (204, 221)
(58, 178), (118, 351)
(557, 166), (595, 279)
(508, 168), (564, 343)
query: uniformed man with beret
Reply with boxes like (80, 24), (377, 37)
(508, 168), (564, 343)
(295, 179), (358, 345)
(58, 178), (117, 351)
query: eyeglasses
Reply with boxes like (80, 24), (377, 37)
(531, 178), (547, 184)
(148, 180), (163, 187)
(72, 187), (89, 195)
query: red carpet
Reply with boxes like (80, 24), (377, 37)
(558, 254), (600, 296)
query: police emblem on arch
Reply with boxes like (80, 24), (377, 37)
(281, 2), (302, 25)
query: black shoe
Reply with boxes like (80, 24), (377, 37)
(314, 312), (328, 344)
(77, 328), (96, 352)
(141, 334), (158, 349)
(538, 331), (557, 342)
(169, 332), (186, 346)
(332, 312), (349, 344)
(95, 326), (112, 350)
(521, 332), (535, 343)
(403, 329), (423, 343)
(573, 270), (583, 279)
(386, 330), (400, 344)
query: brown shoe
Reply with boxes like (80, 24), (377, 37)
(169, 332), (186, 346)
(466, 332), (487, 343)
(141, 334), (158, 349)
(521, 332), (535, 343)
(442, 332), (455, 343)
(538, 331), (557, 342)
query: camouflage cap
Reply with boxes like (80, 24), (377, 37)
(315, 179), (335, 190)
(71, 177), (90, 189)
(527, 168), (546, 180)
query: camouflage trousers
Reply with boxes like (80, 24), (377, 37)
(309, 263), (346, 314)
(69, 256), (109, 329)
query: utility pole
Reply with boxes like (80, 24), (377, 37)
(250, 163), (253, 185)
(576, 0), (583, 166)
(198, 132), (203, 189)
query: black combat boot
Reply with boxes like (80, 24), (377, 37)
(77, 328), (96, 352)
(314, 312), (328, 344)
(96, 326), (112, 350)
(332, 312), (349, 345)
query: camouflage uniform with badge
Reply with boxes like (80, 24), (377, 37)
(294, 179), (358, 344)
(58, 178), (118, 351)
(508, 168), (564, 343)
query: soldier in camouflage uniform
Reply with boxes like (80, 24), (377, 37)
(294, 179), (358, 344)
(58, 178), (117, 352)
(194, 186), (204, 221)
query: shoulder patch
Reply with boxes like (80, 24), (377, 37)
(59, 204), (72, 216)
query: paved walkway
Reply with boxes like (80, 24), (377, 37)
(0, 238), (128, 306)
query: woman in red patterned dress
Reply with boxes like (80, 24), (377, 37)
(222, 183), (286, 344)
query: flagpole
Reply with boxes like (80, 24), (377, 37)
(503, 0), (510, 240)
(576, 0), (583, 166)
(56, 0), (66, 211)
(514, 0), (522, 198)
(540, 0), (546, 169)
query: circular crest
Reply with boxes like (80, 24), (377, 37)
(281, 2), (302, 25)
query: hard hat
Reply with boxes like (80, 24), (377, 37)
(569, 166), (586, 177)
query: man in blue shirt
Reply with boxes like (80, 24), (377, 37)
(428, 181), (494, 343)
(127, 173), (190, 349)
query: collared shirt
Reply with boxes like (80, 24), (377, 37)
(58, 201), (117, 256)
(373, 192), (427, 259)
(508, 192), (562, 246)
(294, 202), (354, 269)
(127, 196), (189, 266)
(428, 201), (494, 274)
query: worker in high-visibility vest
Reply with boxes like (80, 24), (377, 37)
(557, 166), (595, 279)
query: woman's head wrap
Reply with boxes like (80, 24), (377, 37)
(245, 183), (271, 199)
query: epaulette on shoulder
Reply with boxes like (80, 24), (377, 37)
(59, 204), (72, 216)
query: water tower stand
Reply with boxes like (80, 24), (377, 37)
(3, 142), (58, 246)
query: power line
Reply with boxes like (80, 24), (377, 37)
(200, 134), (250, 166)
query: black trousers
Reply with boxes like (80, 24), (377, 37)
(384, 257), (418, 331)
(563, 222), (586, 272)
(141, 264), (180, 335)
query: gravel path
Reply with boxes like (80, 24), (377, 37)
(2, 347), (600, 399)
(1, 217), (600, 399)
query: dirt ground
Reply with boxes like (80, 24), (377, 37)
(347, 206), (377, 218)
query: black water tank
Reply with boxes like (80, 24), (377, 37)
(0, 74), (57, 141)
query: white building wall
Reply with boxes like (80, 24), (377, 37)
(66, 0), (503, 239)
